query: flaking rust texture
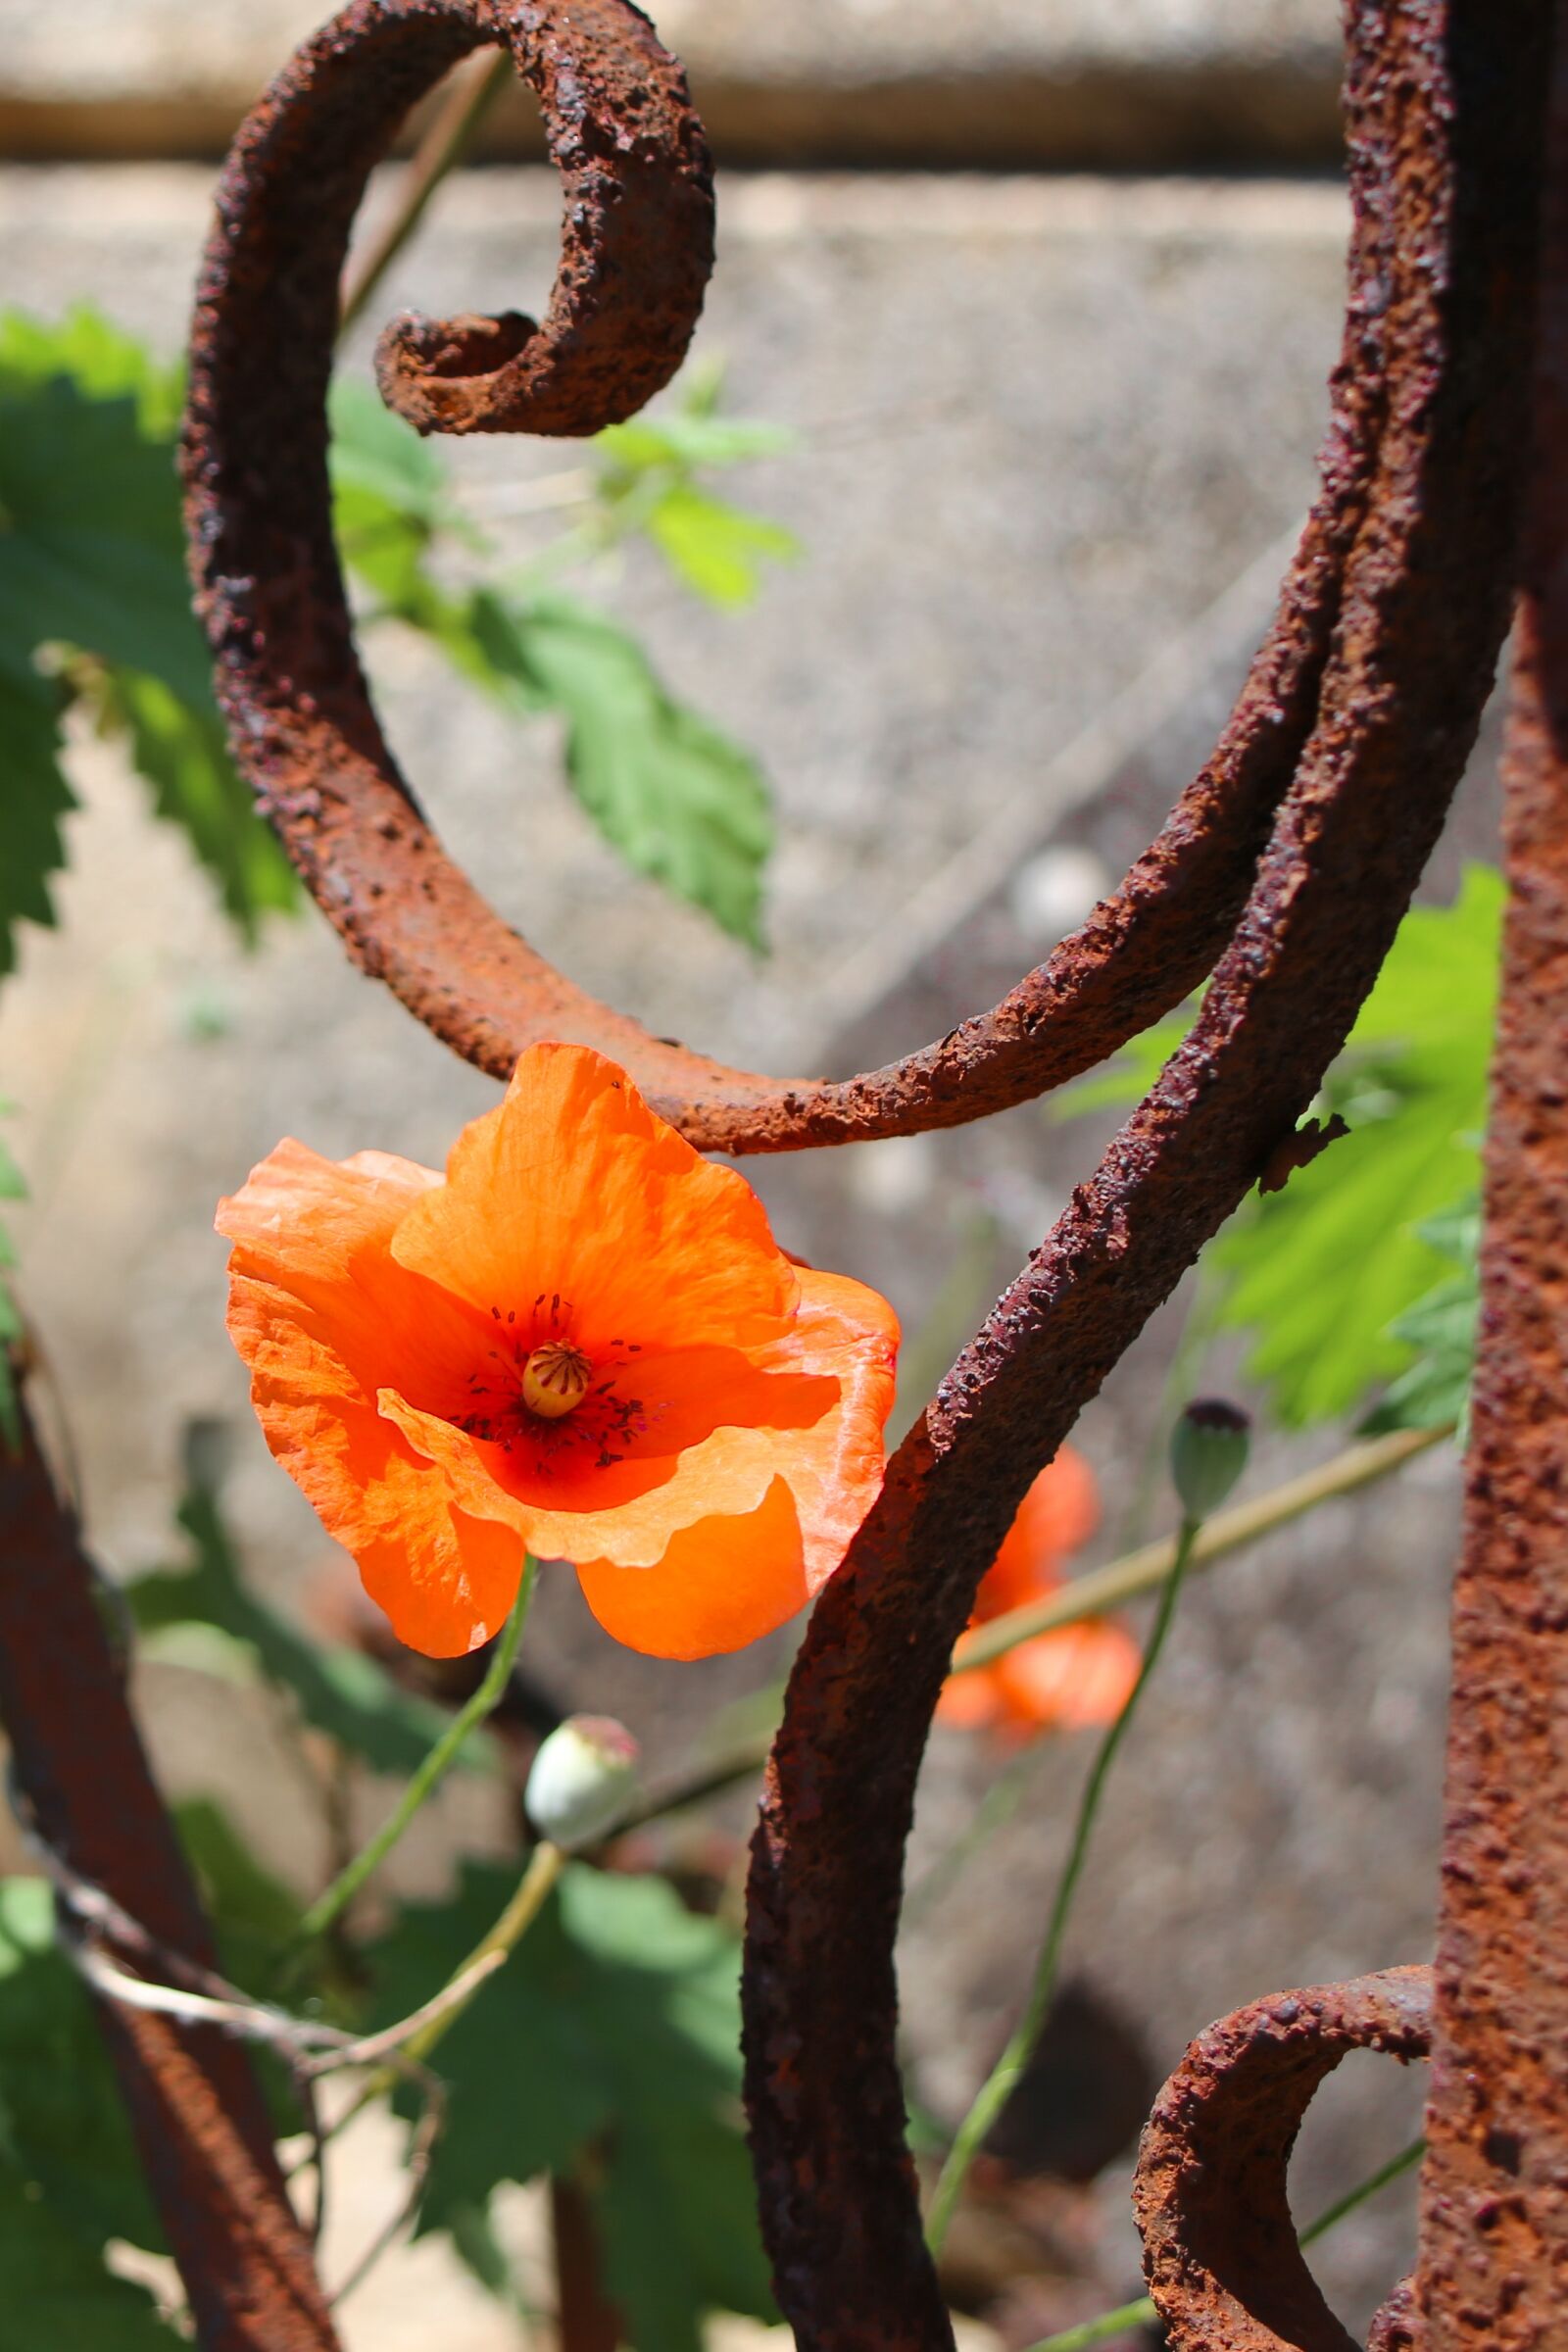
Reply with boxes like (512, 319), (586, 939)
(0, 1396), (342, 2352)
(1418, 13), (1568, 2343)
(742, 2), (1547, 2342)
(374, 0), (714, 436)
(183, 0), (1403, 1155)
(1133, 1969), (1432, 2352)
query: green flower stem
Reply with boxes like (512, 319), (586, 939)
(954, 1423), (1446, 1678)
(1022, 2135), (1425, 2352)
(1026, 2296), (1157, 2352)
(925, 1517), (1202, 2257)
(400, 1837), (565, 2070)
(295, 1557), (539, 1948)
(328, 1835), (568, 2138)
(1298, 2132), (1424, 2245)
(614, 1424), (1447, 1844)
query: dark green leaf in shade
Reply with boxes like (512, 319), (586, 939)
(0, 347), (211, 710)
(367, 1860), (778, 2346)
(0, 661), (73, 981)
(94, 668), (299, 942)
(127, 1476), (475, 1780)
(0, 307), (296, 951)
(0, 1879), (168, 2255)
(0, 2188), (181, 2352)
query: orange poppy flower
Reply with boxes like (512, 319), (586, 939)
(938, 1447), (1141, 1739)
(216, 1043), (899, 1662)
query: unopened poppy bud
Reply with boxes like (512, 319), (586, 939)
(1170, 1398), (1250, 1522)
(521, 1342), (592, 1419)
(526, 1715), (640, 1849)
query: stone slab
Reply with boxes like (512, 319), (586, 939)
(0, 0), (1342, 165)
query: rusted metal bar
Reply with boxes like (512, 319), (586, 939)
(0, 1388), (342, 2352)
(1417, 9), (1568, 2342)
(182, 0), (1397, 1155)
(1132, 1967), (1432, 2352)
(740, 2), (1548, 2340)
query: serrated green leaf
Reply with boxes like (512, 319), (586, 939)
(0, 1881), (165, 2253)
(473, 596), (772, 948)
(95, 667), (299, 943)
(368, 1861), (777, 2341)
(0, 308), (296, 953)
(1059, 866), (1501, 1426)
(127, 1478), (470, 1780)
(644, 484), (800, 609)
(0, 367), (211, 710)
(0, 1880), (179, 2342)
(1363, 1195), (1480, 1439)
(1213, 1093), (1479, 1424)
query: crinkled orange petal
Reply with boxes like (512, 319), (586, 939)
(217, 1056), (901, 1663)
(575, 1476), (808, 1660)
(220, 1145), (526, 1655)
(377, 1264), (899, 1579)
(390, 1042), (798, 1357)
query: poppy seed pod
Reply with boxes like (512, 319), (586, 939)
(1170, 1398), (1251, 1522)
(526, 1716), (641, 1850)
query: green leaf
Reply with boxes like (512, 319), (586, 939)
(127, 1475), (470, 1780)
(328, 376), (455, 529)
(0, 659), (74, 981)
(0, 2188), (180, 2351)
(594, 414), (793, 475)
(473, 596), (773, 949)
(0, 1880), (180, 2343)
(643, 484), (800, 609)
(1059, 866), (1502, 1427)
(0, 307), (296, 951)
(0, 1880), (167, 2251)
(1363, 1195), (1480, 1439)
(94, 668), (299, 943)
(0, 304), (183, 438)
(368, 1861), (777, 2344)
(0, 355), (211, 710)
(1213, 1094), (1480, 1424)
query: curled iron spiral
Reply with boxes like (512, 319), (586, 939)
(179, 1), (1551, 2343)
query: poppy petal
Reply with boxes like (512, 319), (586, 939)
(574, 1476), (809, 1659)
(228, 1272), (526, 1656)
(390, 1042), (798, 1356)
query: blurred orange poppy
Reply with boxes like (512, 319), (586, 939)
(217, 1043), (899, 1661)
(939, 1447), (1140, 1739)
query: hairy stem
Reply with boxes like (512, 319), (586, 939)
(295, 1558), (538, 1948)
(925, 1517), (1200, 2254)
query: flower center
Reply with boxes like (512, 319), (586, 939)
(520, 1341), (593, 1420)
